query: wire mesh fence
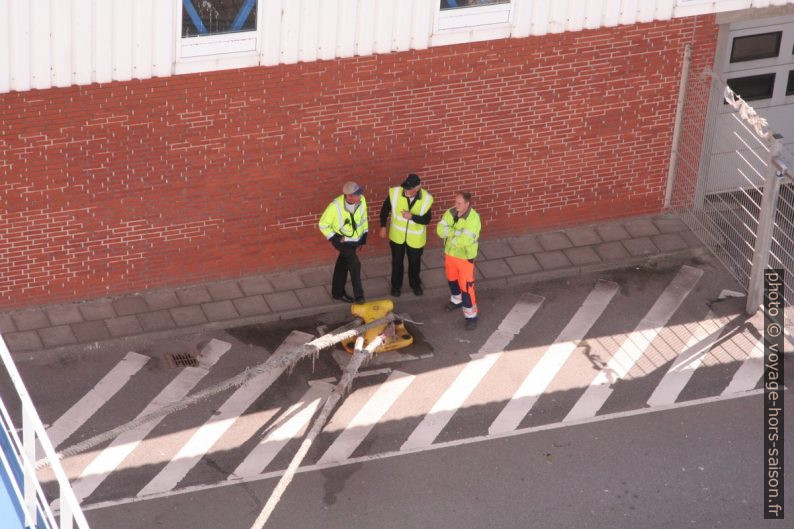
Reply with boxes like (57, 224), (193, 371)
(668, 56), (794, 331)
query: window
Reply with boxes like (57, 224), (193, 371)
(440, 0), (510, 9)
(180, 0), (258, 59)
(727, 73), (776, 101)
(437, 0), (513, 32)
(730, 31), (782, 63)
(787, 70), (794, 96)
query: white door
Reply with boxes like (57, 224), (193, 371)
(707, 14), (794, 193)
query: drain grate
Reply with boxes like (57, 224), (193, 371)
(164, 352), (199, 368)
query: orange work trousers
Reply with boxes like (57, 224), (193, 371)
(444, 254), (478, 319)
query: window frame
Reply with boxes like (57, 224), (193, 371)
(434, 0), (515, 35)
(729, 31), (782, 63)
(175, 0), (263, 66)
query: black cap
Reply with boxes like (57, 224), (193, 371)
(401, 173), (421, 189)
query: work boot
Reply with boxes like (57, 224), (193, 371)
(445, 301), (463, 311)
(465, 318), (478, 331)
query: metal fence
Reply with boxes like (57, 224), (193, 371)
(667, 49), (794, 331)
(0, 334), (90, 529)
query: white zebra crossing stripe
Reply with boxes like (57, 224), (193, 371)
(564, 265), (703, 422)
(70, 339), (230, 504)
(722, 336), (765, 395)
(646, 313), (725, 407)
(137, 331), (313, 497)
(401, 293), (544, 451)
(317, 370), (415, 465)
(230, 380), (333, 479)
(489, 280), (619, 435)
(47, 352), (149, 449)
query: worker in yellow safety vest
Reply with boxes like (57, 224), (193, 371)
(318, 181), (368, 303)
(437, 191), (481, 330)
(379, 173), (434, 297)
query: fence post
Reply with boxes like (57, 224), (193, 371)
(746, 141), (783, 315)
(22, 407), (37, 527)
(665, 44), (692, 209)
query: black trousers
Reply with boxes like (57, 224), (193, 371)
(390, 241), (424, 290)
(332, 244), (364, 299)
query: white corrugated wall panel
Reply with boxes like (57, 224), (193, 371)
(6, 0), (794, 95)
(299, 0), (320, 63)
(356, 0), (376, 56)
(133, 0), (153, 80)
(410, 0), (432, 49)
(548, 0), (569, 33)
(511, 0), (531, 37)
(620, 0), (640, 25)
(151, 0), (173, 77)
(318, 0), (339, 60)
(566, 0), (586, 31)
(336, 0), (358, 58)
(585, 0), (605, 29)
(280, 0), (300, 64)
(374, 0), (395, 54)
(530, 0), (552, 36)
(30, 0), (51, 90)
(72, 0), (93, 86)
(655, 0), (676, 19)
(93, 0), (113, 83)
(261, 0), (284, 66)
(638, 0), (656, 22)
(50, 0), (71, 87)
(9, 0), (31, 92)
(0, 0), (9, 93)
(112, 0), (133, 81)
(394, 0), (413, 52)
(603, 0), (622, 26)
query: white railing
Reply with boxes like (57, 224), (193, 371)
(0, 333), (90, 529)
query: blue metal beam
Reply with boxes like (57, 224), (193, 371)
(183, 0), (208, 34)
(231, 0), (257, 31)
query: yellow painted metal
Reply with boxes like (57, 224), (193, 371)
(341, 299), (413, 354)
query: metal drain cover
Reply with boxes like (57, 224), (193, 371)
(164, 352), (199, 368)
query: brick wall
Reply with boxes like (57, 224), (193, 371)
(0, 16), (718, 311)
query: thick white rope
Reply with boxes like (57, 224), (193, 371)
(250, 334), (385, 529)
(723, 84), (773, 141)
(36, 314), (395, 470)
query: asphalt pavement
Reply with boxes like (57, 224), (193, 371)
(2, 249), (790, 528)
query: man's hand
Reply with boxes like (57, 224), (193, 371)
(401, 211), (412, 220)
(379, 227), (387, 238)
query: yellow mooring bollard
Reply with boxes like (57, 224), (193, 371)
(341, 299), (413, 354)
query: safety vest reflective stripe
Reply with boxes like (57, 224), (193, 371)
(388, 187), (433, 248)
(319, 195), (368, 242)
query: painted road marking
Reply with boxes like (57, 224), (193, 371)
(401, 293), (544, 451)
(83, 389), (767, 511)
(317, 370), (415, 464)
(70, 339), (230, 504)
(137, 331), (313, 496)
(564, 265), (703, 422)
(231, 380), (333, 479)
(489, 280), (618, 435)
(722, 335), (765, 395)
(47, 352), (149, 448)
(646, 313), (726, 407)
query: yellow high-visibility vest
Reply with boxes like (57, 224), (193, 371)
(436, 206), (481, 260)
(319, 195), (368, 243)
(387, 187), (433, 248)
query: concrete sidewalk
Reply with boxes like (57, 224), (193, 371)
(0, 214), (706, 356)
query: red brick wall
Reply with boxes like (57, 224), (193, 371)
(0, 16), (718, 310)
